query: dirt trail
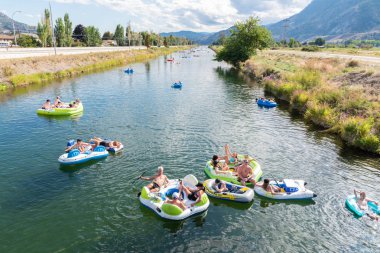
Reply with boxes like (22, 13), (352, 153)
(268, 50), (380, 65)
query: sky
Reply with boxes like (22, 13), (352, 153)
(1, 0), (312, 33)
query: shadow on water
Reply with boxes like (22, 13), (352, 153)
(37, 112), (84, 122)
(208, 197), (254, 210)
(138, 205), (207, 233)
(59, 158), (107, 173)
(255, 195), (316, 208)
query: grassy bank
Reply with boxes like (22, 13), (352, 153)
(0, 47), (187, 90)
(245, 50), (380, 155)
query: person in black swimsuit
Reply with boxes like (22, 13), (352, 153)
(179, 181), (205, 207)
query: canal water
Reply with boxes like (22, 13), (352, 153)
(0, 48), (379, 252)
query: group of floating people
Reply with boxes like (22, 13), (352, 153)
(256, 97), (278, 108)
(58, 137), (124, 165)
(37, 96), (84, 116)
(136, 144), (379, 221)
(41, 97), (81, 110)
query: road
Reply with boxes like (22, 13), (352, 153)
(0, 46), (146, 59)
(269, 49), (380, 65)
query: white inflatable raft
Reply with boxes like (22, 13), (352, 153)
(139, 175), (209, 220)
(58, 145), (109, 165)
(254, 179), (317, 200)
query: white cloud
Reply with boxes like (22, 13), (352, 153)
(51, 0), (312, 32)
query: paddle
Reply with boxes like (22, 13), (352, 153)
(135, 171), (148, 197)
(134, 170), (147, 184)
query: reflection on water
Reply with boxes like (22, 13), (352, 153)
(37, 112), (84, 122)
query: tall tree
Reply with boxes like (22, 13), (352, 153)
(84, 26), (102, 46)
(163, 37), (168, 47)
(114, 24), (125, 46)
(215, 17), (273, 68)
(73, 24), (86, 42)
(37, 9), (52, 47)
(64, 13), (73, 47)
(315, 37), (326, 46)
(102, 31), (113, 40)
(144, 33), (151, 48)
(54, 17), (66, 47)
(126, 22), (132, 46)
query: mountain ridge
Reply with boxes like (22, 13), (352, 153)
(0, 12), (36, 34)
(162, 0), (380, 44)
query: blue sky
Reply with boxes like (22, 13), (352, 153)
(2, 0), (312, 33)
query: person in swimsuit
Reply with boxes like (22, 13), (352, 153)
(91, 137), (122, 150)
(178, 181), (205, 207)
(165, 192), (186, 210)
(257, 179), (281, 194)
(354, 189), (379, 221)
(236, 160), (256, 186)
(65, 139), (92, 153)
(213, 179), (228, 193)
(140, 166), (169, 192)
(53, 96), (62, 107)
(211, 155), (230, 174)
(222, 144), (239, 165)
(41, 99), (51, 110)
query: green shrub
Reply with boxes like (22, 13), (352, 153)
(305, 102), (337, 128)
(289, 70), (321, 90)
(277, 82), (301, 100)
(315, 89), (343, 107)
(301, 46), (320, 52)
(0, 83), (8, 91)
(340, 117), (380, 153)
(291, 90), (309, 109)
(347, 60), (359, 68)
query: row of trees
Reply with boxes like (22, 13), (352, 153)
(107, 23), (191, 47)
(33, 9), (191, 48)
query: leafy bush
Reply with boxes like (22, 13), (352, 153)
(215, 17), (273, 67)
(347, 60), (359, 68)
(315, 88), (343, 107)
(277, 82), (301, 100)
(290, 70), (321, 90)
(340, 117), (380, 153)
(301, 46), (320, 52)
(305, 102), (337, 128)
(291, 90), (309, 109)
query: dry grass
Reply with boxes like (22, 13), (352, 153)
(0, 47), (187, 88)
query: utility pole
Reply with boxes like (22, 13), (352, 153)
(12, 11), (22, 46)
(49, 2), (57, 55)
(282, 18), (290, 44)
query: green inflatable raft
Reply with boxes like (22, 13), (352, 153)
(36, 102), (83, 116)
(204, 155), (262, 187)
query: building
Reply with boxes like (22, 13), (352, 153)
(0, 34), (14, 47)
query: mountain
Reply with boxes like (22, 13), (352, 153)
(160, 28), (234, 45)
(267, 0), (380, 41)
(0, 12), (36, 33)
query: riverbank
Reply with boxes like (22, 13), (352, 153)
(245, 50), (380, 155)
(0, 47), (187, 92)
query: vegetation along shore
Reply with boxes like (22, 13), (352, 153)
(0, 46), (187, 92)
(210, 16), (380, 156)
(245, 50), (380, 155)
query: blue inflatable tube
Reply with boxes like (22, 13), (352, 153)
(257, 99), (277, 108)
(172, 82), (183, 89)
